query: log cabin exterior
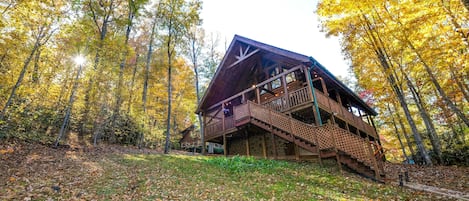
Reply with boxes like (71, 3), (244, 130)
(179, 125), (200, 150)
(196, 35), (385, 180)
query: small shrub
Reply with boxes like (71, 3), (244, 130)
(440, 145), (469, 166)
(101, 113), (144, 145)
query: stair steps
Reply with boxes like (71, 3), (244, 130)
(236, 101), (385, 181)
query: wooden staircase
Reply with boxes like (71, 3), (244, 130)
(234, 101), (385, 181)
(251, 118), (319, 154)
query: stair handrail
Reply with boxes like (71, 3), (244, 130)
(248, 101), (382, 172)
(247, 101), (320, 147)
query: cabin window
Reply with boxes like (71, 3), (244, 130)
(268, 66), (281, 78)
(272, 78), (281, 89)
(286, 72), (296, 83)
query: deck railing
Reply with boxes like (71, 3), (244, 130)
(315, 91), (377, 138)
(203, 65), (377, 139)
(262, 86), (311, 112)
(204, 100), (383, 177)
(206, 121), (222, 139)
(249, 101), (375, 168)
(288, 87), (310, 108)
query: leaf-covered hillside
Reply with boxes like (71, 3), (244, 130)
(1, 141), (463, 200)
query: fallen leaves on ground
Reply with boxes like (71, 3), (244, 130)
(0, 139), (464, 200)
(384, 162), (469, 192)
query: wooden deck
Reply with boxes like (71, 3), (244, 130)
(239, 84), (377, 138)
(205, 101), (385, 180)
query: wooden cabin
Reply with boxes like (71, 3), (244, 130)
(196, 35), (385, 180)
(179, 125), (200, 150)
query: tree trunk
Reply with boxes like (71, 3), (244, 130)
(361, 16), (432, 164)
(142, 20), (157, 113)
(80, 0), (112, 136)
(55, 63), (84, 147)
(402, 25), (469, 127)
(436, 90), (465, 145)
(32, 48), (41, 84)
(1, 34), (42, 120)
(393, 78), (431, 164)
(393, 102), (417, 159)
(449, 64), (469, 103)
(80, 50), (100, 136)
(92, 89), (107, 146)
(388, 104), (409, 162)
(401, 67), (442, 163)
(127, 52), (139, 114)
(189, 31), (205, 154)
(164, 46), (173, 154)
(164, 11), (174, 154)
(111, 2), (135, 139)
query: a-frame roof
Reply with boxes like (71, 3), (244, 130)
(197, 35), (377, 116)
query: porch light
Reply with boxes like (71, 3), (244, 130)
(252, 85), (256, 88)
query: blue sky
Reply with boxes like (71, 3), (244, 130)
(200, 0), (350, 77)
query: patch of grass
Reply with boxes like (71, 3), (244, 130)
(2, 149), (445, 200)
(86, 154), (438, 200)
(202, 155), (291, 174)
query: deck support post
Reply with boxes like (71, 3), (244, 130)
(245, 129), (250, 156)
(294, 144), (300, 161)
(223, 133), (227, 156)
(329, 121), (343, 174)
(271, 133), (278, 159)
(202, 113), (206, 155)
(366, 136), (381, 180)
(266, 109), (278, 159)
(262, 134), (267, 158)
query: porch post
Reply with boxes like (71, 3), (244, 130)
(271, 133), (278, 159)
(281, 74), (290, 112)
(335, 91), (344, 116)
(256, 87), (261, 104)
(245, 129), (250, 156)
(222, 103), (226, 131)
(294, 144), (300, 161)
(262, 134), (267, 158)
(366, 136), (381, 180)
(223, 133), (227, 156)
(306, 63), (322, 126)
(202, 113), (206, 154)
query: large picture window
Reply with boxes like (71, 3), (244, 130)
(271, 78), (281, 89)
(286, 72), (296, 83)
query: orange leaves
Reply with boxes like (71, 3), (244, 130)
(0, 147), (14, 154)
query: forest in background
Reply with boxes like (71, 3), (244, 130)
(1, 0), (468, 166)
(0, 0), (222, 151)
(317, 0), (469, 165)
